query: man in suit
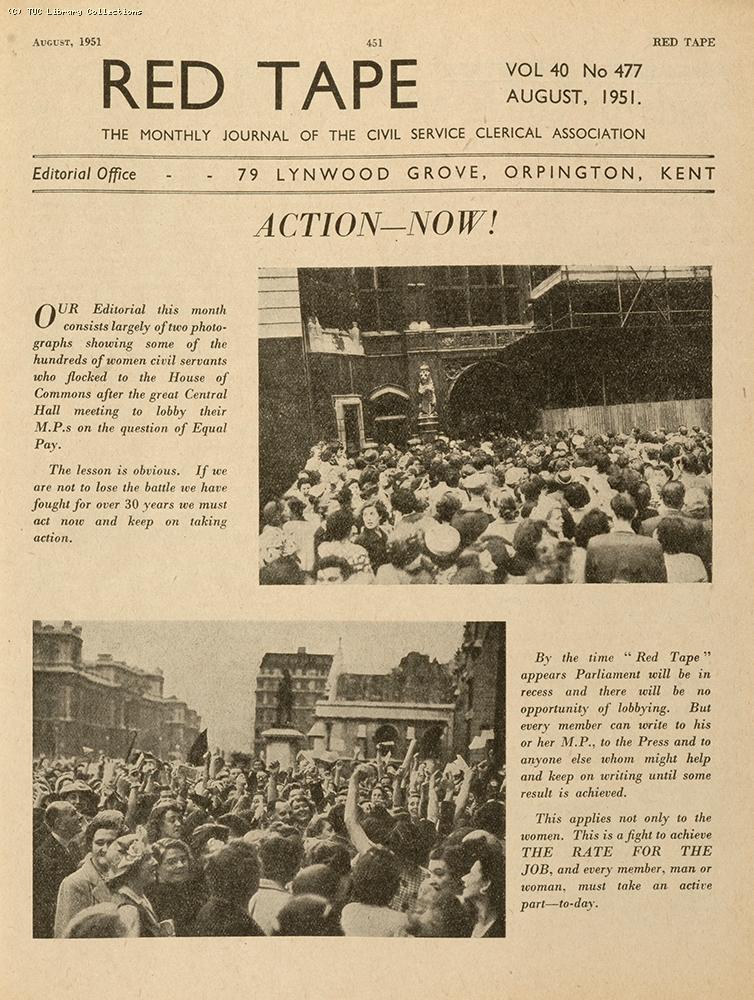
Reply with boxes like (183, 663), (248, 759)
(585, 492), (667, 583)
(640, 481), (711, 580)
(33, 801), (82, 937)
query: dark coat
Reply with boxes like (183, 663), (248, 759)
(33, 834), (78, 938)
(585, 530), (667, 583)
(481, 916), (505, 937)
(640, 514), (712, 580)
(193, 896), (265, 937)
(147, 876), (207, 937)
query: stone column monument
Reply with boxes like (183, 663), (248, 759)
(261, 667), (304, 771)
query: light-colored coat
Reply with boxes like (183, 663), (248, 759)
(54, 855), (112, 937)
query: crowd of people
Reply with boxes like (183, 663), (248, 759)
(260, 425), (712, 584)
(33, 740), (505, 938)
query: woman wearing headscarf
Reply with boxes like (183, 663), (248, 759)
(147, 838), (206, 936)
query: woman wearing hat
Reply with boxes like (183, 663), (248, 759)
(106, 834), (166, 936)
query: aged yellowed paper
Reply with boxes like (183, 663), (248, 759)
(2, 1), (753, 997)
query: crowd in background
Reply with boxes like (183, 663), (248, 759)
(259, 425), (712, 584)
(33, 740), (504, 938)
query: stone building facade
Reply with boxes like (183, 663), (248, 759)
(452, 622), (506, 765)
(32, 621), (201, 760)
(259, 265), (711, 502)
(311, 651), (456, 759)
(253, 646), (333, 755)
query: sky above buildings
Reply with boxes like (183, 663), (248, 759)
(72, 621), (464, 752)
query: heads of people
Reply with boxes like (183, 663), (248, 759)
(63, 902), (140, 939)
(610, 492), (637, 527)
(275, 894), (343, 936)
(106, 835), (158, 895)
(205, 841), (260, 907)
(45, 800), (83, 845)
(288, 789), (313, 827)
(315, 555), (351, 584)
(406, 890), (473, 938)
(152, 838), (193, 885)
(350, 847), (401, 908)
(146, 801), (183, 843)
(427, 844), (466, 895)
(57, 779), (97, 817)
(84, 810), (125, 873)
(263, 425), (711, 585)
(461, 840), (505, 918)
(259, 833), (303, 889)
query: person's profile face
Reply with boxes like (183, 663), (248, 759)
(58, 802), (83, 839)
(138, 853), (159, 888)
(64, 791), (88, 814)
(318, 819), (335, 840)
(461, 860), (487, 902)
(105, 835), (131, 872)
(428, 859), (453, 892)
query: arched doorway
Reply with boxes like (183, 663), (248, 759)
(369, 386), (410, 446)
(373, 723), (400, 753)
(445, 359), (538, 437)
(418, 723), (446, 759)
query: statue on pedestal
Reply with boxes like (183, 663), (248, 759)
(275, 667), (294, 727)
(417, 363), (438, 419)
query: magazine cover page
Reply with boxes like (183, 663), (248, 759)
(1, 1), (752, 998)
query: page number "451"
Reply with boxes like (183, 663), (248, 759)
(366, 38), (382, 47)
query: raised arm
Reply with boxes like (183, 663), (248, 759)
(345, 764), (376, 856)
(454, 762), (474, 822)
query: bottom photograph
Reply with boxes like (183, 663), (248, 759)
(32, 619), (505, 938)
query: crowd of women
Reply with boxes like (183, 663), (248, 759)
(33, 741), (505, 938)
(259, 424), (712, 584)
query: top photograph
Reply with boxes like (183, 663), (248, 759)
(259, 265), (712, 586)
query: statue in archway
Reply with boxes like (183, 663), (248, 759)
(275, 667), (294, 727)
(417, 363), (437, 418)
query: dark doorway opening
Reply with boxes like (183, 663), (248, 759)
(370, 390), (410, 447)
(342, 403), (362, 455)
(373, 723), (400, 753)
(445, 360), (538, 438)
